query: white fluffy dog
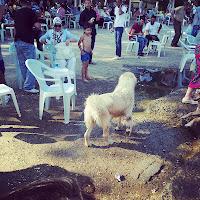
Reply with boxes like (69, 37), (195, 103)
(84, 72), (137, 147)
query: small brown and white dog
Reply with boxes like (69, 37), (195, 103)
(181, 91), (200, 127)
(84, 72), (137, 147)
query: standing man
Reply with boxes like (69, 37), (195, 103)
(113, 0), (127, 60)
(79, 0), (97, 64)
(171, 2), (185, 47)
(13, 0), (41, 93)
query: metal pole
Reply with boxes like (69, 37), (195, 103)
(128, 0), (131, 14)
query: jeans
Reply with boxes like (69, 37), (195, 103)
(146, 35), (159, 46)
(15, 40), (36, 90)
(137, 36), (148, 53)
(115, 27), (124, 57)
(191, 25), (200, 37)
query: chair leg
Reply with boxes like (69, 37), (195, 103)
(1, 30), (4, 42)
(63, 94), (70, 124)
(10, 90), (21, 117)
(71, 94), (76, 111)
(44, 97), (50, 110)
(39, 93), (45, 120)
(147, 46), (150, 55)
(178, 71), (183, 88)
(126, 43), (132, 54)
(157, 46), (161, 57)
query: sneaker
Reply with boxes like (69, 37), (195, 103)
(24, 88), (39, 94)
(182, 97), (198, 105)
(171, 44), (180, 47)
(112, 56), (123, 60)
(138, 52), (144, 56)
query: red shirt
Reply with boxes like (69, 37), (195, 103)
(129, 22), (143, 40)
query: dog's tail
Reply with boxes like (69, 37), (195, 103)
(84, 94), (109, 128)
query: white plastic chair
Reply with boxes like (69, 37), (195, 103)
(0, 84), (21, 117)
(124, 13), (131, 27)
(0, 23), (5, 42)
(178, 53), (195, 88)
(25, 59), (76, 124)
(54, 57), (77, 95)
(123, 28), (139, 56)
(102, 21), (113, 30)
(165, 15), (171, 26)
(45, 11), (53, 27)
(41, 23), (48, 32)
(147, 35), (169, 57)
(5, 26), (14, 38)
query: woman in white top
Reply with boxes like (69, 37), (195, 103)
(39, 17), (78, 69)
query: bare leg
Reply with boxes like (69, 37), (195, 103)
(82, 62), (89, 82)
(85, 63), (92, 80)
(183, 87), (194, 100)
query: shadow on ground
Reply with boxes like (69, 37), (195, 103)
(0, 164), (95, 200)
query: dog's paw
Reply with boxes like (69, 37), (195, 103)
(185, 122), (193, 128)
(108, 138), (114, 145)
(125, 128), (131, 134)
(84, 142), (92, 147)
(115, 126), (120, 131)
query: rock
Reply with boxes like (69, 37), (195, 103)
(115, 173), (125, 182)
(137, 161), (164, 184)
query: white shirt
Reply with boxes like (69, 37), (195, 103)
(114, 5), (127, 28)
(145, 22), (160, 35)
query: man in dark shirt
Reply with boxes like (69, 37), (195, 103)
(79, 0), (96, 64)
(129, 16), (147, 56)
(13, 0), (41, 93)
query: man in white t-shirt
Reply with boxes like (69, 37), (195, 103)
(145, 15), (162, 46)
(113, 0), (127, 59)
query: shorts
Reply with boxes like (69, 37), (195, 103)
(81, 51), (91, 63)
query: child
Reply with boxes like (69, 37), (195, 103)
(182, 44), (200, 104)
(78, 24), (92, 82)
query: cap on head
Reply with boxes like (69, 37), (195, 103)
(53, 17), (62, 25)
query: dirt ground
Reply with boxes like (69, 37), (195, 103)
(0, 28), (200, 200)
